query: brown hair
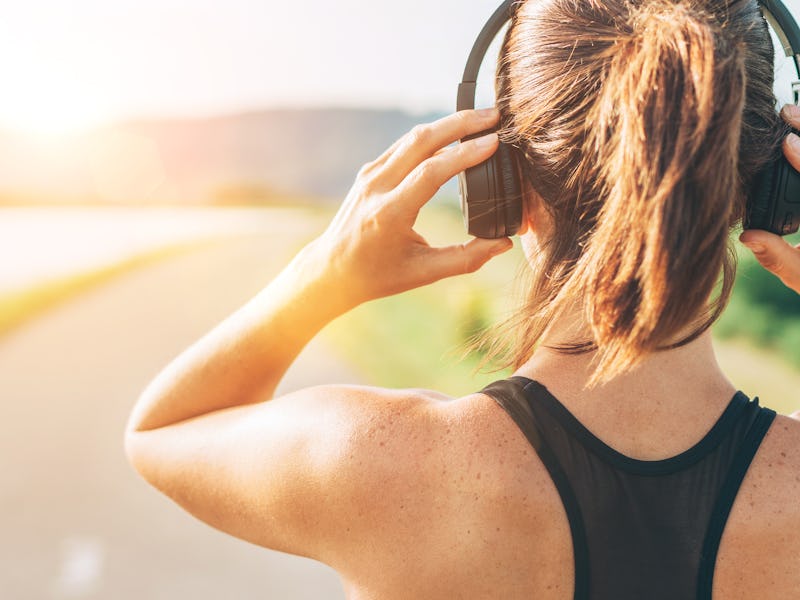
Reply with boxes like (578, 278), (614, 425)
(485, 0), (787, 384)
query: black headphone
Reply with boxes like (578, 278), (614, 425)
(457, 0), (800, 238)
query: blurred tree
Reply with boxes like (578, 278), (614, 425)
(716, 233), (800, 368)
(736, 257), (800, 317)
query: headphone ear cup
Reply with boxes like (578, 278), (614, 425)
(746, 159), (776, 231)
(493, 142), (523, 237)
(458, 141), (523, 238)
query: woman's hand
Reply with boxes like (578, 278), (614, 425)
(306, 108), (513, 308)
(740, 105), (800, 295)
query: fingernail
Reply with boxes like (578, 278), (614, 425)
(785, 104), (800, 119)
(476, 107), (499, 118)
(788, 132), (800, 152)
(474, 132), (498, 148)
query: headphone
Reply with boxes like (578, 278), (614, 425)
(458, 0), (800, 238)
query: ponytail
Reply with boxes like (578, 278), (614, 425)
(573, 2), (746, 383)
(482, 0), (784, 386)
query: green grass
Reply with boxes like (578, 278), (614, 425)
(325, 279), (512, 396)
(715, 232), (800, 370)
(713, 338), (800, 415)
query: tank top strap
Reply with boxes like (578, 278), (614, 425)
(696, 401), (776, 597)
(479, 376), (591, 599)
(480, 376), (542, 451)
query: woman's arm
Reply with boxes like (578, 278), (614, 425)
(124, 108), (512, 561)
(126, 108), (510, 434)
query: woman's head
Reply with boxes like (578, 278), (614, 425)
(489, 0), (786, 384)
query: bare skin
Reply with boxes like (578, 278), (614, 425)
(126, 108), (800, 599)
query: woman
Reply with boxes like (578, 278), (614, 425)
(126, 0), (800, 598)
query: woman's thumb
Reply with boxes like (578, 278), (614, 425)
(429, 237), (513, 280)
(739, 230), (800, 293)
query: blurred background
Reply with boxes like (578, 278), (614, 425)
(1, 1), (798, 598)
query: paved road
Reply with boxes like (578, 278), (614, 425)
(0, 206), (302, 295)
(0, 222), (355, 599)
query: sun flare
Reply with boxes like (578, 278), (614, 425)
(0, 71), (113, 138)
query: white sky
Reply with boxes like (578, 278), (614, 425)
(0, 0), (798, 134)
(0, 0), (505, 133)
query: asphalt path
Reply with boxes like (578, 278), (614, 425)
(0, 224), (355, 599)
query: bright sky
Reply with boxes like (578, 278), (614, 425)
(0, 0), (505, 135)
(1, 0), (799, 136)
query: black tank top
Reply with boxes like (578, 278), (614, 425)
(479, 376), (776, 600)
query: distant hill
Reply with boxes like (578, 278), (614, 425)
(0, 108), (450, 205)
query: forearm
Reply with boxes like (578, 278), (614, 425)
(126, 241), (352, 433)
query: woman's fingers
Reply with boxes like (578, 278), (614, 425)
(780, 105), (800, 172)
(317, 110), (509, 303)
(374, 108), (500, 190)
(393, 131), (500, 212)
(740, 229), (800, 294)
(780, 103), (800, 128)
(423, 237), (514, 282)
(783, 134), (800, 173)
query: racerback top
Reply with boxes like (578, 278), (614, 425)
(479, 376), (776, 600)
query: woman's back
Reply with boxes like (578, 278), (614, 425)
(337, 354), (800, 599)
(336, 386), (800, 600)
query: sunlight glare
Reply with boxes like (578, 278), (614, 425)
(0, 55), (113, 138)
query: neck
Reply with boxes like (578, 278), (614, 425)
(514, 326), (736, 412)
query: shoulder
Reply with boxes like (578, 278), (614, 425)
(321, 386), (548, 570)
(331, 387), (544, 499)
(745, 412), (800, 503)
(726, 410), (800, 544)
(125, 381), (551, 580)
(755, 411), (800, 472)
(716, 411), (800, 594)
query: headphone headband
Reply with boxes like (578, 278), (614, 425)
(457, 0), (515, 112)
(456, 0), (800, 238)
(458, 0), (800, 111)
(762, 0), (800, 68)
